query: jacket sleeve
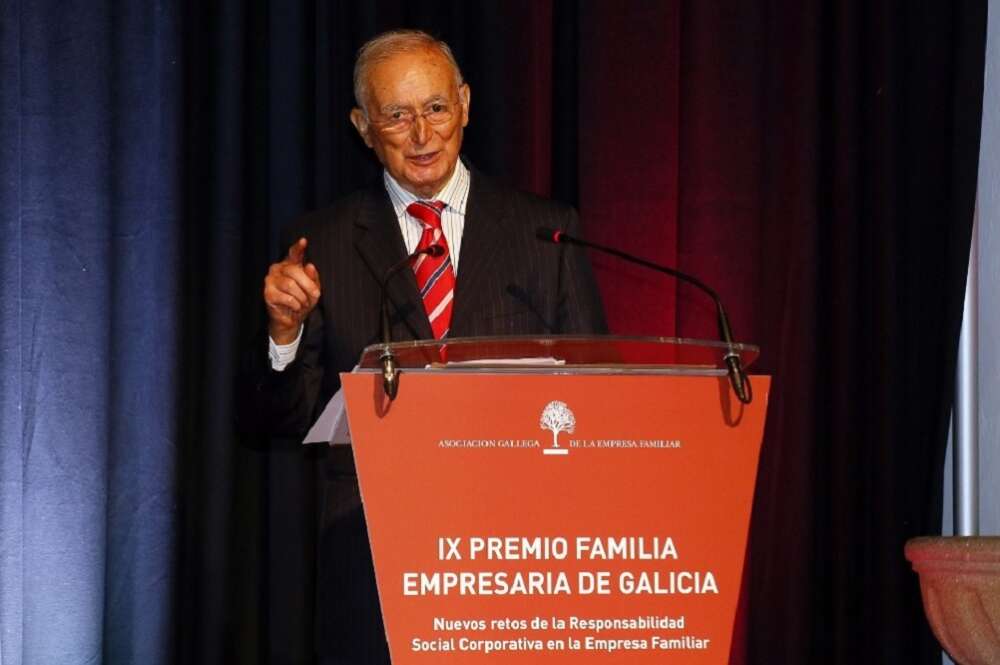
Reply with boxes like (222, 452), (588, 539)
(237, 303), (326, 440)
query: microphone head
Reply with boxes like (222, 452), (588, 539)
(535, 227), (564, 244)
(424, 245), (445, 258)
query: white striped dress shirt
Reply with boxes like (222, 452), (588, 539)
(384, 160), (470, 273)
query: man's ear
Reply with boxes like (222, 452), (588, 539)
(350, 108), (373, 147)
(458, 83), (471, 128)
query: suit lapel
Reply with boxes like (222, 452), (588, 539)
(450, 171), (510, 336)
(352, 183), (433, 341)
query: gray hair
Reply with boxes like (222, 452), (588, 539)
(353, 29), (464, 113)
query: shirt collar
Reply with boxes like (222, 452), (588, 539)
(384, 159), (470, 218)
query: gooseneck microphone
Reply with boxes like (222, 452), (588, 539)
(536, 227), (752, 404)
(379, 245), (445, 400)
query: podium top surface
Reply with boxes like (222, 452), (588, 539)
(356, 335), (759, 375)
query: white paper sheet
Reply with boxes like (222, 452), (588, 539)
(429, 357), (566, 367)
(303, 388), (351, 445)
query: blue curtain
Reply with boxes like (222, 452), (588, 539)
(0, 2), (179, 663)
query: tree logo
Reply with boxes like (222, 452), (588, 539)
(540, 401), (575, 456)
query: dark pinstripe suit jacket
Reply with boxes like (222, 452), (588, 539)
(248, 165), (606, 663)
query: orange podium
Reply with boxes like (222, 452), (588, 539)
(340, 336), (770, 664)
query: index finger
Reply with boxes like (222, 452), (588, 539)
(286, 237), (308, 264)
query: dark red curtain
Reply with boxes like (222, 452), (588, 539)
(178, 1), (986, 663)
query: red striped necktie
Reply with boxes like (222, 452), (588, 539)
(407, 200), (455, 339)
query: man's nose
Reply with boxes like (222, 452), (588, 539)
(410, 115), (432, 144)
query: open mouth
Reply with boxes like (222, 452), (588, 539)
(408, 151), (440, 165)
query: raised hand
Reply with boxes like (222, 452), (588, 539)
(263, 237), (322, 344)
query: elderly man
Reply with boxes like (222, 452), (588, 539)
(250, 29), (605, 663)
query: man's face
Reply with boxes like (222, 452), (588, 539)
(351, 48), (471, 199)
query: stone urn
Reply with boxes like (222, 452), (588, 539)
(905, 537), (1000, 665)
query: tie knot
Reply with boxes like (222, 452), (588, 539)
(407, 200), (446, 230)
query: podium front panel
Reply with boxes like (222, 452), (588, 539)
(342, 372), (770, 664)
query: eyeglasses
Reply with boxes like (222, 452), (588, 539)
(370, 100), (460, 134)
